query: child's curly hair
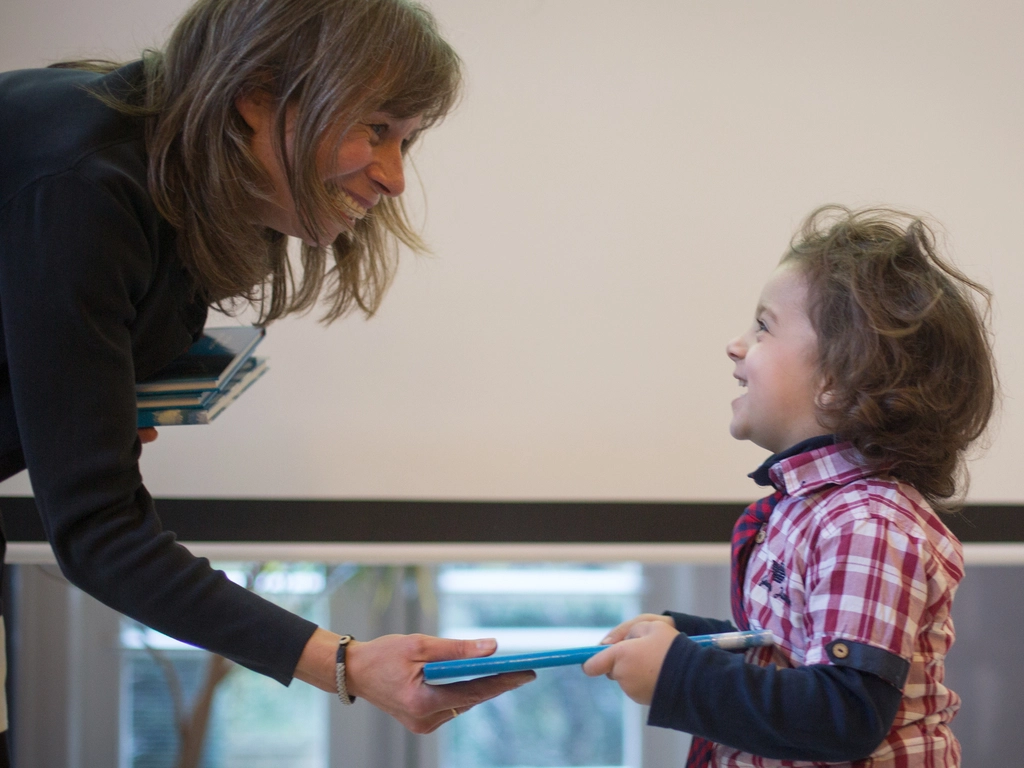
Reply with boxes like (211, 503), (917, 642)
(784, 205), (997, 513)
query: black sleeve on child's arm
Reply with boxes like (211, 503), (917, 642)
(648, 634), (904, 762)
(662, 611), (737, 638)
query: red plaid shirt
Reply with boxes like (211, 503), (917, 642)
(714, 442), (963, 768)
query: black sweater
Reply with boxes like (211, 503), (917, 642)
(649, 612), (903, 762)
(0, 63), (316, 684)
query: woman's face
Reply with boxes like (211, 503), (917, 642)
(236, 92), (423, 246)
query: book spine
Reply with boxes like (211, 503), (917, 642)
(137, 407), (213, 427)
(135, 358), (268, 428)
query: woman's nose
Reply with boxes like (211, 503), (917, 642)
(369, 144), (406, 197)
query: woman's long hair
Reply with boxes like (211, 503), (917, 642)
(58, 0), (461, 322)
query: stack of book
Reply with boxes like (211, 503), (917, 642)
(136, 326), (268, 427)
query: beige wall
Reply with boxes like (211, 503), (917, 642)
(2, 1), (1022, 502)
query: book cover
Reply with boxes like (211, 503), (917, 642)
(422, 630), (773, 683)
(137, 357), (268, 427)
(135, 326), (265, 395)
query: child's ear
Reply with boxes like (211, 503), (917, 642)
(814, 389), (836, 433)
(814, 378), (836, 411)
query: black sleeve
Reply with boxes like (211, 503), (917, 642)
(647, 633), (903, 762)
(662, 611), (737, 637)
(0, 172), (317, 685)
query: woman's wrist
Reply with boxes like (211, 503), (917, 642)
(294, 627), (344, 693)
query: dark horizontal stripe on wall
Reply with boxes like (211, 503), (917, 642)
(1, 497), (1021, 544)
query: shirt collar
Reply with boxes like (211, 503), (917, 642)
(748, 435), (875, 496)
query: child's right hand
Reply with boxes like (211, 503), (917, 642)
(599, 613), (675, 645)
(582, 619), (679, 705)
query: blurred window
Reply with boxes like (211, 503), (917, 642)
(118, 563), (329, 768)
(437, 564), (643, 768)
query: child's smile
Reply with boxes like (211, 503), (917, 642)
(726, 261), (828, 454)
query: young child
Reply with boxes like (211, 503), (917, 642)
(583, 206), (996, 767)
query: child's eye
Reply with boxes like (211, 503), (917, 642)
(756, 318), (768, 333)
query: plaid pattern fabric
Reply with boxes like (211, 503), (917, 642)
(730, 490), (785, 631)
(713, 442), (963, 768)
(686, 489), (784, 768)
(685, 731), (717, 768)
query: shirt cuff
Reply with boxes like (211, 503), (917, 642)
(825, 639), (910, 690)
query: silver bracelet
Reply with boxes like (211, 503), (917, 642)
(335, 634), (356, 704)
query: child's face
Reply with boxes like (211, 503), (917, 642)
(726, 261), (828, 454)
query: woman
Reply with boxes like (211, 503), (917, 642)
(0, 0), (532, 758)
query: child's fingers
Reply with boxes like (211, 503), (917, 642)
(624, 619), (668, 640)
(582, 644), (618, 677)
(600, 613), (673, 644)
(599, 622), (632, 645)
(585, 628), (674, 706)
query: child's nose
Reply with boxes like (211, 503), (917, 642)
(726, 335), (745, 361)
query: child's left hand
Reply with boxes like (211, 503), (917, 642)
(582, 619), (679, 705)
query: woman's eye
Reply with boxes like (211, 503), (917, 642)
(368, 123), (388, 139)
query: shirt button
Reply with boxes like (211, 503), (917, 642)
(755, 529), (766, 543)
(832, 642), (850, 659)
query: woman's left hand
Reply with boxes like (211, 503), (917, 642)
(582, 619), (679, 705)
(138, 428), (159, 444)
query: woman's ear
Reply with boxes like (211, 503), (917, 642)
(234, 89), (274, 132)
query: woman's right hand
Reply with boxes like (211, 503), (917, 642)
(345, 633), (535, 733)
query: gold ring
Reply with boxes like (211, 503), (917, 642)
(450, 708), (459, 718)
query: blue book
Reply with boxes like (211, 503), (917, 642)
(137, 357), (268, 427)
(136, 326), (265, 395)
(423, 629), (774, 683)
